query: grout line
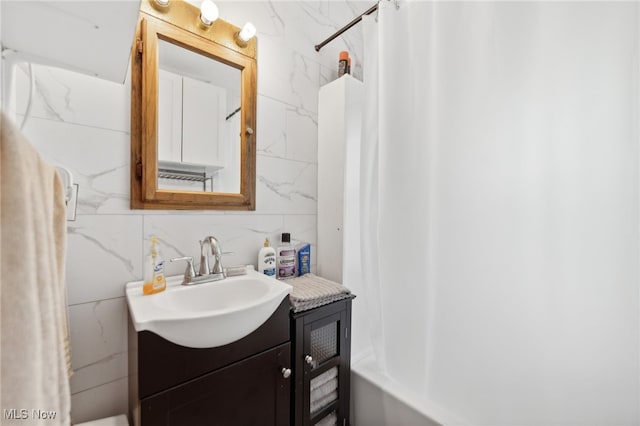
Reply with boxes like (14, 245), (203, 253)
(70, 375), (128, 396)
(258, 93), (319, 115)
(256, 152), (318, 167)
(68, 296), (125, 308)
(73, 351), (127, 372)
(16, 113), (130, 136)
(141, 215), (146, 281)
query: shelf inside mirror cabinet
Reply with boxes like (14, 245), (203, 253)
(157, 160), (223, 191)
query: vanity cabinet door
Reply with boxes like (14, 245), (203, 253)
(291, 298), (353, 426)
(140, 342), (291, 426)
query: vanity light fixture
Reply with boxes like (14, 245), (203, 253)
(199, 0), (219, 26)
(234, 22), (256, 47)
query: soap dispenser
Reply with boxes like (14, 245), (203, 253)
(143, 236), (167, 295)
(258, 238), (276, 277)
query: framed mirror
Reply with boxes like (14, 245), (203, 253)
(131, 0), (256, 210)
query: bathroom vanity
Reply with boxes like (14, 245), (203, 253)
(128, 299), (291, 425)
(126, 271), (354, 426)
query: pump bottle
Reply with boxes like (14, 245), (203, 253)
(258, 238), (276, 277)
(143, 236), (167, 295)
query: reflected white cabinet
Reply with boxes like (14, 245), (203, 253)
(182, 76), (226, 166)
(158, 70), (183, 163)
(157, 69), (226, 168)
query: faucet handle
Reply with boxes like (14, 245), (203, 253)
(170, 256), (196, 285)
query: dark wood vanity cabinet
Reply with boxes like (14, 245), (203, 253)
(129, 299), (292, 426)
(140, 343), (290, 425)
(129, 296), (354, 426)
(290, 298), (354, 426)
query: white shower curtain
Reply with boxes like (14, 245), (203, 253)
(361, 0), (433, 395)
(359, 1), (639, 424)
(359, 12), (385, 376)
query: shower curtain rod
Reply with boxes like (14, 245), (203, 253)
(314, 3), (378, 52)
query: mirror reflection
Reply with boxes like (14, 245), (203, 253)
(157, 38), (241, 193)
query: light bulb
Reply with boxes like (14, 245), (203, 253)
(238, 22), (256, 42)
(199, 0), (219, 26)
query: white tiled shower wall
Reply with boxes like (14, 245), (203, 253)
(5, 1), (364, 422)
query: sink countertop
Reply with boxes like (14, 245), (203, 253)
(126, 268), (292, 348)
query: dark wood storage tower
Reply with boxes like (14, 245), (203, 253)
(290, 297), (354, 426)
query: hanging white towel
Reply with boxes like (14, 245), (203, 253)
(1, 112), (71, 425)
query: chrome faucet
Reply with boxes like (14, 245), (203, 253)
(199, 236), (224, 276)
(172, 236), (226, 286)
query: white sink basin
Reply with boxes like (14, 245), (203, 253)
(126, 268), (292, 348)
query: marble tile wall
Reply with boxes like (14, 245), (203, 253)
(7, 1), (364, 423)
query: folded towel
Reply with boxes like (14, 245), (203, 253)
(310, 366), (338, 391)
(315, 411), (337, 426)
(310, 390), (338, 415)
(284, 274), (351, 312)
(310, 366), (339, 415)
(311, 378), (338, 402)
(1, 112), (71, 425)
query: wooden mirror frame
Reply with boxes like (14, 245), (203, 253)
(131, 0), (256, 210)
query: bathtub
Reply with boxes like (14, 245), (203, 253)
(350, 355), (469, 426)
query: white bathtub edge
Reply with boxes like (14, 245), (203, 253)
(351, 354), (473, 426)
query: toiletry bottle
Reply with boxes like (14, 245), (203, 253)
(258, 238), (276, 277)
(296, 243), (311, 276)
(276, 233), (296, 279)
(143, 236), (167, 295)
(347, 57), (351, 75)
(338, 51), (349, 77)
